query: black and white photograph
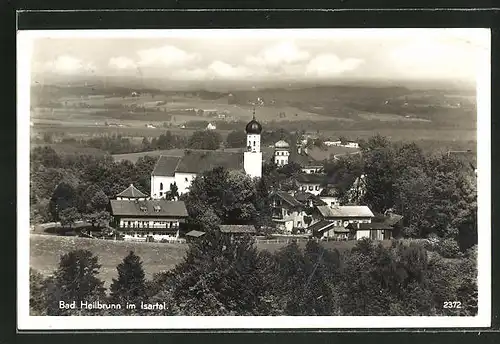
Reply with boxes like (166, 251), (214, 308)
(17, 28), (490, 329)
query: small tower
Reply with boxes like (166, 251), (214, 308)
(244, 108), (263, 178)
(274, 140), (290, 166)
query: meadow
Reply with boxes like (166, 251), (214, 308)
(29, 234), (396, 287)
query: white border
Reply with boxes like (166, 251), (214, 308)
(17, 29), (491, 330)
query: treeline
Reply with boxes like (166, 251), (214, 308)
(30, 146), (159, 226)
(30, 235), (478, 316)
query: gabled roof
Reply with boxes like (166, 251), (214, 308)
(347, 222), (393, 230)
(382, 214), (404, 227)
(316, 205), (374, 218)
(294, 192), (327, 205)
(176, 150), (243, 174)
(110, 199), (188, 217)
(152, 156), (182, 177)
(297, 173), (326, 184)
(291, 152), (322, 167)
(116, 184), (147, 198)
(272, 191), (303, 208)
(219, 224), (257, 234)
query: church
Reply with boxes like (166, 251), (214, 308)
(151, 112), (264, 197)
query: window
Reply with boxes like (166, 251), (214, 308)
(160, 182), (163, 190)
(185, 177), (188, 182)
(253, 141), (256, 146)
(315, 185), (320, 191)
(309, 186), (313, 191)
(159, 192), (163, 197)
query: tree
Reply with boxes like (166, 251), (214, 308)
(83, 210), (111, 229)
(46, 250), (106, 315)
(90, 190), (109, 212)
(165, 182), (179, 201)
(188, 130), (221, 150)
(30, 268), (49, 315)
(49, 181), (78, 221)
(109, 251), (147, 311)
(59, 207), (80, 229)
(226, 130), (247, 148)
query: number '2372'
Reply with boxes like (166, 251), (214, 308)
(443, 301), (462, 309)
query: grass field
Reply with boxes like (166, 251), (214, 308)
(30, 234), (397, 288)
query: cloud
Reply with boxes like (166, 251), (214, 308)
(45, 55), (96, 74)
(305, 54), (364, 78)
(245, 41), (310, 67)
(136, 45), (200, 68)
(109, 56), (137, 69)
(388, 38), (480, 80)
(208, 61), (252, 79)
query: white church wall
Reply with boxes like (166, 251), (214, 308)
(244, 151), (262, 178)
(151, 175), (176, 199)
(175, 172), (197, 195)
(246, 133), (261, 153)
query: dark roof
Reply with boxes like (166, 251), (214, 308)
(382, 214), (404, 227)
(152, 156), (182, 177)
(307, 220), (337, 233)
(347, 223), (393, 230)
(294, 191), (317, 202)
(319, 188), (341, 197)
(186, 230), (206, 238)
(219, 225), (257, 234)
(176, 150), (243, 173)
(291, 152), (322, 167)
(245, 117), (262, 134)
(272, 191), (303, 208)
(110, 199), (188, 217)
(116, 184), (147, 198)
(297, 173), (326, 184)
(316, 205), (374, 218)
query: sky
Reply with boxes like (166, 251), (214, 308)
(28, 29), (489, 86)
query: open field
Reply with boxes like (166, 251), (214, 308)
(30, 234), (398, 287)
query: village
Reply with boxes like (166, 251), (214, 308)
(70, 111), (402, 244)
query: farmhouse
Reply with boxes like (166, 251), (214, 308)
(110, 189), (189, 241)
(296, 173), (326, 196)
(270, 191), (308, 233)
(151, 112), (264, 197)
(311, 205), (375, 240)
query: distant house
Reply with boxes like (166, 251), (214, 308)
(346, 222), (394, 240)
(110, 197), (189, 242)
(206, 123), (217, 130)
(269, 191), (309, 233)
(345, 142), (360, 148)
(323, 140), (342, 147)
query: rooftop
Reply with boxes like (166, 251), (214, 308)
(186, 230), (206, 238)
(316, 205), (374, 218)
(219, 224), (257, 234)
(152, 156), (182, 177)
(110, 199), (189, 218)
(176, 150), (243, 174)
(297, 173), (326, 184)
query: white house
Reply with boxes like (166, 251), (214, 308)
(274, 140), (290, 166)
(297, 174), (325, 196)
(311, 205), (374, 240)
(206, 123), (217, 130)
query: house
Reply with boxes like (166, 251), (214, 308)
(270, 191), (307, 233)
(318, 188), (341, 208)
(311, 205), (374, 240)
(110, 196), (189, 242)
(296, 173), (326, 196)
(324, 140), (342, 147)
(346, 222), (393, 240)
(274, 140), (290, 166)
(308, 220), (350, 240)
(151, 114), (264, 197)
(206, 123), (217, 130)
(293, 191), (326, 208)
(219, 224), (257, 237)
(116, 184), (148, 201)
(293, 150), (324, 174)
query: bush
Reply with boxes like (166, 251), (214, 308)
(436, 238), (462, 258)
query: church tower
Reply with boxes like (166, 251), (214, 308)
(244, 108), (263, 178)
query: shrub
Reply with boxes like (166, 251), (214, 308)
(436, 238), (462, 258)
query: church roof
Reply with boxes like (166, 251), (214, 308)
(275, 140), (290, 149)
(152, 151), (243, 176)
(110, 199), (188, 217)
(116, 184), (147, 198)
(176, 150), (243, 173)
(152, 156), (182, 177)
(245, 117), (262, 134)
